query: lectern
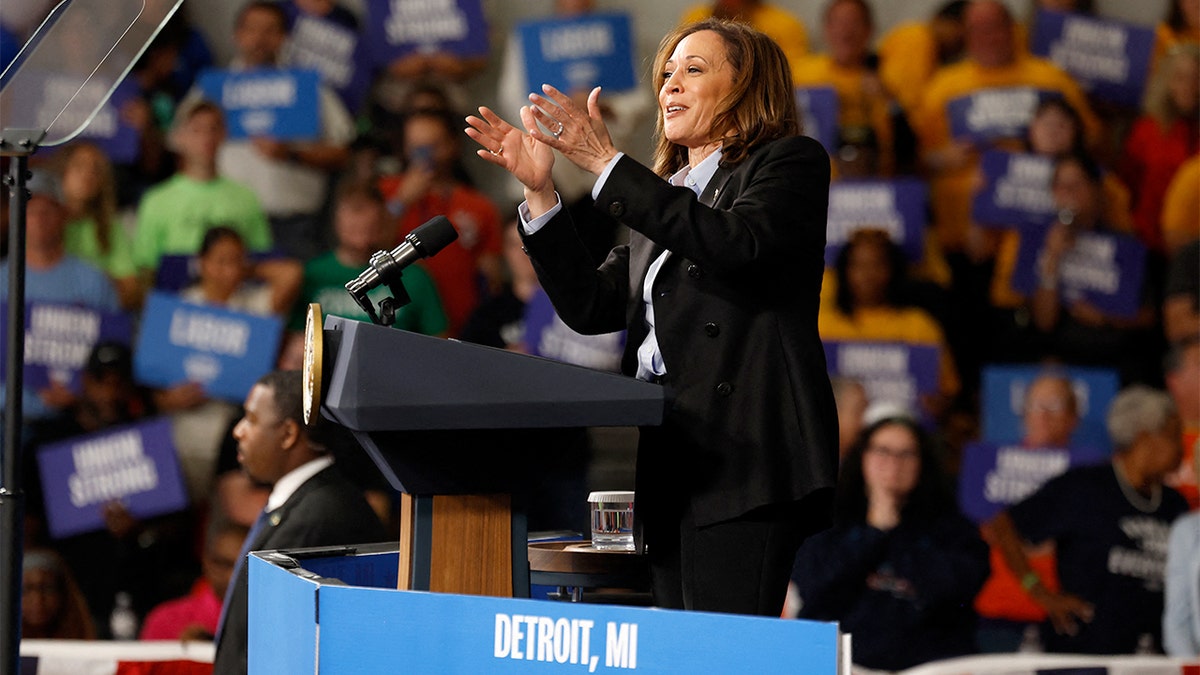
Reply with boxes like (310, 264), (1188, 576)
(309, 314), (665, 598)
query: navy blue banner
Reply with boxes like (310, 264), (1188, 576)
(825, 178), (927, 265)
(518, 13), (637, 94)
(364, 0), (490, 65)
(198, 67), (321, 141)
(958, 441), (1109, 523)
(133, 292), (283, 403)
(980, 364), (1120, 452)
(37, 418), (188, 539)
(972, 150), (1058, 229)
(287, 12), (372, 112)
(823, 340), (940, 415)
(0, 302), (132, 393)
(1031, 9), (1155, 107)
(946, 87), (1058, 144)
(795, 86), (839, 157)
(1011, 226), (1147, 318)
(523, 289), (624, 372)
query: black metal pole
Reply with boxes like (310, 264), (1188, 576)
(1, 151), (29, 675)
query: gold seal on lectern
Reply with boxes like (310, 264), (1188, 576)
(302, 303), (323, 426)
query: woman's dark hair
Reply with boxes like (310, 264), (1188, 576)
(651, 19), (799, 175)
(197, 225), (245, 257)
(833, 229), (909, 316)
(1025, 96), (1086, 156)
(833, 416), (953, 526)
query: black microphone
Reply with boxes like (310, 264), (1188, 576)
(345, 215), (458, 322)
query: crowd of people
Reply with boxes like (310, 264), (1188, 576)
(2, 0), (1198, 668)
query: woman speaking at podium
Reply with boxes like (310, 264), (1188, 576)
(466, 19), (837, 616)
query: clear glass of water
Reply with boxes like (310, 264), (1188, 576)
(588, 491), (635, 551)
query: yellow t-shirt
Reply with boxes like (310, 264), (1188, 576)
(912, 56), (1099, 252)
(792, 54), (894, 175)
(818, 304), (961, 399)
(1161, 154), (1200, 251)
(878, 22), (939, 114)
(680, 4), (808, 74)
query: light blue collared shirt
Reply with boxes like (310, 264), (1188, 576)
(519, 149), (724, 381)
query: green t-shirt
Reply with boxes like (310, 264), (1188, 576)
(294, 251), (448, 336)
(63, 215), (137, 279)
(133, 174), (273, 272)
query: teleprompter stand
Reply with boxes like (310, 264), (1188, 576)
(0, 2), (182, 671)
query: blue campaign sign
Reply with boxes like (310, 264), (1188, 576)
(957, 441), (1109, 523)
(198, 67), (321, 141)
(133, 291), (283, 403)
(524, 289), (624, 372)
(364, 0), (490, 66)
(947, 87), (1058, 144)
(1010, 226), (1147, 318)
(518, 13), (637, 94)
(825, 178), (928, 266)
(0, 302), (132, 394)
(795, 86), (839, 156)
(1031, 9), (1155, 108)
(823, 340), (940, 414)
(249, 550), (841, 674)
(36, 418), (188, 539)
(980, 363), (1120, 452)
(971, 150), (1058, 229)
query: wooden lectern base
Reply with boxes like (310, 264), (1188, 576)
(397, 493), (513, 596)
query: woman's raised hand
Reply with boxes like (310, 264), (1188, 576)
(465, 106), (555, 196)
(527, 84), (619, 176)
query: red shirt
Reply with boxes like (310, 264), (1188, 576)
(378, 176), (502, 336)
(138, 578), (221, 641)
(1119, 116), (1200, 251)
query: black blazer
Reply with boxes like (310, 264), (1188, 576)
(521, 135), (839, 527)
(212, 465), (387, 675)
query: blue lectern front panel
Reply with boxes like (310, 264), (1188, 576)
(249, 550), (840, 674)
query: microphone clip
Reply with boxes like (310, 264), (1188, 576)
(344, 215), (458, 327)
(346, 248), (414, 327)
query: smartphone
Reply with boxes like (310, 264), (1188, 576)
(411, 145), (435, 169)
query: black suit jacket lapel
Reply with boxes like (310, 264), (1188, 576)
(699, 165), (733, 208)
(255, 467), (333, 549)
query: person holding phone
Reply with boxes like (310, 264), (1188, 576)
(378, 109), (504, 336)
(466, 19), (837, 616)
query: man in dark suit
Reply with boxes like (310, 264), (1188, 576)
(212, 370), (387, 674)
